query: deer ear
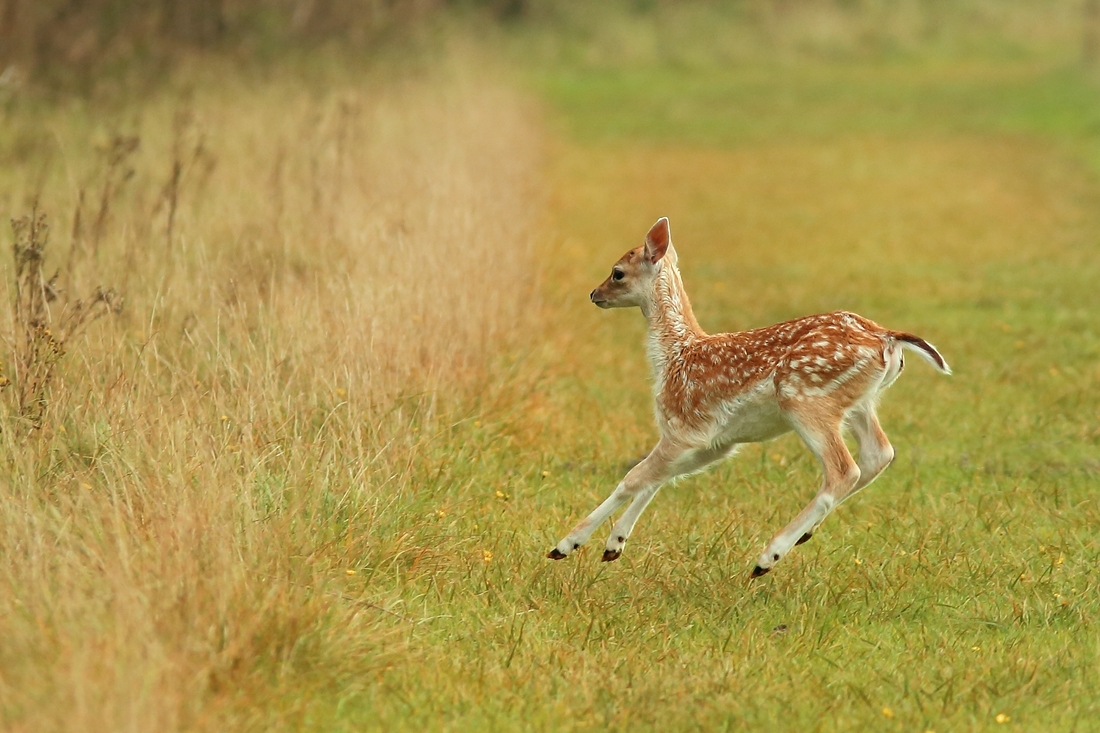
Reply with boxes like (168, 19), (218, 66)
(644, 217), (670, 263)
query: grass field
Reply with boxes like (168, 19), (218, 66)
(3, 4), (1100, 731)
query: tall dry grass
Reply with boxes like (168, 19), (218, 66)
(0, 53), (541, 731)
(0, 0), (444, 79)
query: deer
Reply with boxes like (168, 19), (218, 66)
(547, 217), (950, 577)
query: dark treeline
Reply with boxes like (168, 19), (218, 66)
(0, 0), (529, 85)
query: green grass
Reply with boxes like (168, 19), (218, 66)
(538, 62), (1100, 154)
(342, 46), (1100, 733)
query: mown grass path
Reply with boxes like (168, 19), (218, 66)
(357, 60), (1100, 732)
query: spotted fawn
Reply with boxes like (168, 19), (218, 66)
(547, 217), (950, 577)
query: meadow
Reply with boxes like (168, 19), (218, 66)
(2, 2), (1100, 731)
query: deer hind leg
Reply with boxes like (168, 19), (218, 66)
(602, 441), (736, 561)
(752, 416), (859, 577)
(797, 404), (895, 546)
(548, 439), (684, 560)
(847, 403), (895, 495)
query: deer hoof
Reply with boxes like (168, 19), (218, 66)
(602, 548), (622, 562)
(547, 548), (567, 560)
(795, 532), (813, 546)
(751, 565), (771, 578)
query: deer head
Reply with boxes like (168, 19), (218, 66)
(589, 217), (673, 309)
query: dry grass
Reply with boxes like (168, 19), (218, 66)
(0, 52), (542, 731)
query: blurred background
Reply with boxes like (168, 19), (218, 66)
(3, 1), (1099, 86)
(2, 2), (1099, 732)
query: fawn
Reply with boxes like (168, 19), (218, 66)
(547, 217), (950, 577)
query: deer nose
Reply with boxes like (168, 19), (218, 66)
(590, 289), (598, 302)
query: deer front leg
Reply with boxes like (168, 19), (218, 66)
(548, 440), (681, 560)
(601, 484), (661, 562)
(602, 441), (735, 561)
(546, 482), (634, 560)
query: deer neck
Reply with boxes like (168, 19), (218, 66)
(642, 259), (703, 376)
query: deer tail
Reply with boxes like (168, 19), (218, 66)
(890, 332), (951, 375)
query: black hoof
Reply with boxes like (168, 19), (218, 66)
(547, 548), (567, 560)
(751, 565), (771, 578)
(602, 548), (622, 562)
(795, 532), (813, 546)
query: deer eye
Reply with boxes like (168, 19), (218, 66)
(612, 269), (625, 281)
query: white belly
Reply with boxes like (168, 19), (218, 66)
(713, 384), (791, 444)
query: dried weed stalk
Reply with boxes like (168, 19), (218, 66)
(157, 109), (216, 250)
(88, 135), (140, 257)
(5, 205), (122, 427)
